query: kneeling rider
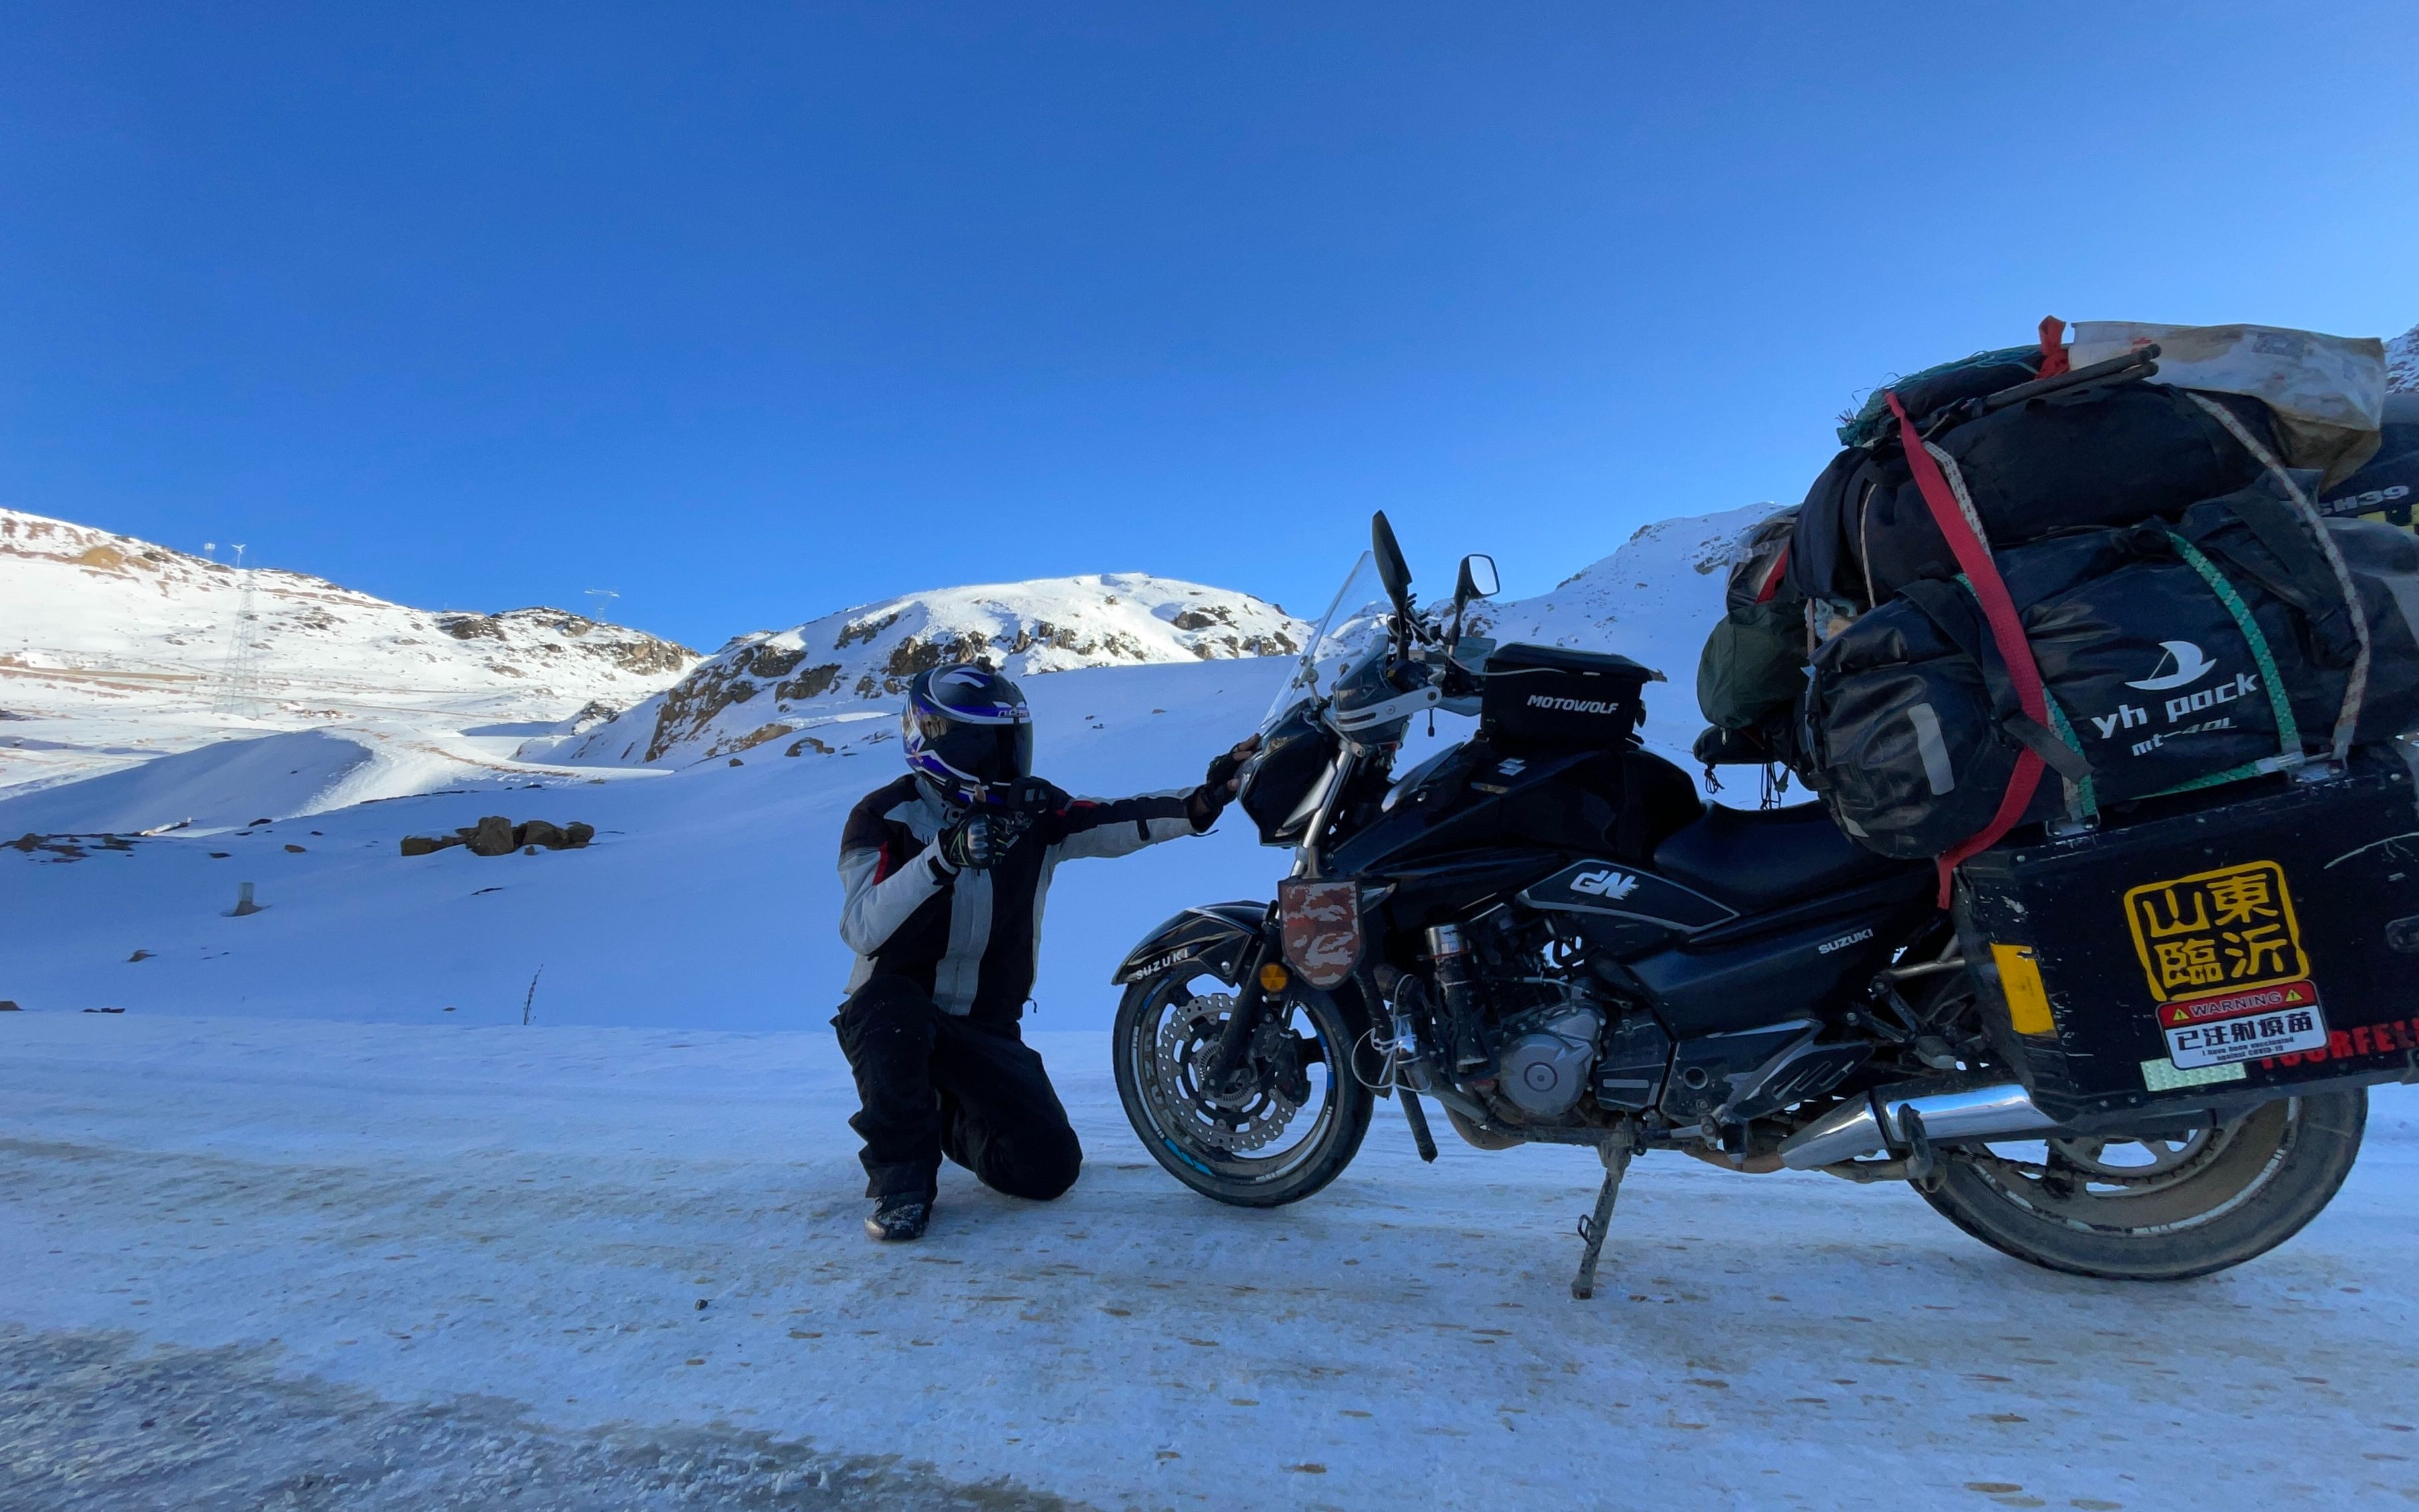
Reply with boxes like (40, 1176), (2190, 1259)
(835, 662), (1258, 1242)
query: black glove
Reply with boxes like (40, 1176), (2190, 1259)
(1187, 735), (1264, 829)
(1204, 735), (1262, 799)
(936, 809), (1028, 873)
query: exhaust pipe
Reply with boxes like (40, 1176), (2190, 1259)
(1778, 1081), (2057, 1171)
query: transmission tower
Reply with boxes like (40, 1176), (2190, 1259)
(213, 544), (269, 715)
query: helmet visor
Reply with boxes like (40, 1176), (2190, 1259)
(914, 713), (1033, 791)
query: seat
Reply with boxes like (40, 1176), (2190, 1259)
(1649, 801), (1917, 915)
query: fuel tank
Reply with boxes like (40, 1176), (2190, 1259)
(1330, 739), (1701, 881)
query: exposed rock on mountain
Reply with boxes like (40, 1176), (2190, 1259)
(2391, 323), (2417, 393)
(559, 574), (1306, 766)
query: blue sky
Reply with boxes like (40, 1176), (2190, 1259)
(3, 3), (2414, 651)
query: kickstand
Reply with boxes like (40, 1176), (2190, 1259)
(1570, 1133), (1634, 1301)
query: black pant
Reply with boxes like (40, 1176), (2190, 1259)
(831, 975), (1083, 1203)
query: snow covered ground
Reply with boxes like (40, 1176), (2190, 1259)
(4, 1013), (2414, 1509)
(0, 659), (1295, 1029)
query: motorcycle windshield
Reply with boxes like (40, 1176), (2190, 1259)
(1264, 550), (1395, 728)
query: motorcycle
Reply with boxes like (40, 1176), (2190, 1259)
(1109, 513), (2371, 1296)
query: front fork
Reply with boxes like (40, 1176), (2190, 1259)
(1203, 914), (1279, 1091)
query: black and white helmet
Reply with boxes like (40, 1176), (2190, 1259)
(901, 664), (1033, 807)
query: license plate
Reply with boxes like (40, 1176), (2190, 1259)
(2159, 979), (2328, 1069)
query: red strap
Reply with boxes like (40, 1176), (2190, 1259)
(1754, 545), (1790, 605)
(2036, 315), (2068, 379)
(1888, 391), (2050, 905)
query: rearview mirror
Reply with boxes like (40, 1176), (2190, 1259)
(1371, 512), (1413, 610)
(1455, 554), (1499, 603)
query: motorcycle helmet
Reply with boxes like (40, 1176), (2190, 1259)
(901, 663), (1033, 807)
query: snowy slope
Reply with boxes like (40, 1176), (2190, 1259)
(0, 509), (699, 799)
(0, 657), (1286, 1027)
(2392, 321), (2418, 393)
(1472, 502), (1774, 760)
(553, 573), (1304, 767)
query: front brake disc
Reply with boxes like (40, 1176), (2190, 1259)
(1151, 993), (1304, 1154)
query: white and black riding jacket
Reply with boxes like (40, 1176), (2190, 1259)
(838, 775), (1218, 1022)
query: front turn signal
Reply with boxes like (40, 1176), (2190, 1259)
(1258, 962), (1290, 993)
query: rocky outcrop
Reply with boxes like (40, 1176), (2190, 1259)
(401, 817), (596, 857)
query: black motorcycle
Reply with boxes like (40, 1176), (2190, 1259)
(1109, 513), (2368, 1296)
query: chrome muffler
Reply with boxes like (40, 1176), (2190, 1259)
(1778, 1081), (2058, 1170)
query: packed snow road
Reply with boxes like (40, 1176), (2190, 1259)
(3, 1016), (2414, 1509)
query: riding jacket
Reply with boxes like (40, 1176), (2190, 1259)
(838, 775), (1221, 1022)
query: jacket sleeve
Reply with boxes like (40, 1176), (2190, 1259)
(837, 836), (951, 955)
(1050, 788), (1212, 861)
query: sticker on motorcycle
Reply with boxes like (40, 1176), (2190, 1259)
(2122, 859), (2308, 1003)
(2158, 979), (2328, 1069)
(1516, 859), (1736, 931)
(1278, 879), (1362, 988)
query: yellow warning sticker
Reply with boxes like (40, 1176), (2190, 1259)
(2122, 859), (2307, 1003)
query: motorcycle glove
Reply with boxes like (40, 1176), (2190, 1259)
(936, 809), (1028, 873)
(1187, 735), (1264, 829)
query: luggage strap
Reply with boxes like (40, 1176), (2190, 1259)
(2039, 692), (2098, 822)
(2150, 532), (2305, 793)
(2187, 391), (2367, 762)
(1886, 390), (2051, 905)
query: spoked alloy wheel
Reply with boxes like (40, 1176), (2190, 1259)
(1917, 1089), (2367, 1280)
(1113, 963), (1373, 1208)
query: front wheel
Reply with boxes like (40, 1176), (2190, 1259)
(1917, 1089), (2366, 1281)
(1113, 960), (1374, 1208)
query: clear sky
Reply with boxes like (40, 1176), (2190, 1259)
(3, 3), (2413, 651)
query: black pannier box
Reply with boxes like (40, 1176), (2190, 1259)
(1956, 753), (2419, 1127)
(1479, 643), (1656, 749)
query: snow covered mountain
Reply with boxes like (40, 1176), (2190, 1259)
(2392, 321), (2418, 393)
(0, 509), (695, 718)
(0, 508), (699, 799)
(552, 574), (1306, 766)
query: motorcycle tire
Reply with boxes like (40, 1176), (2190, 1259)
(1916, 1089), (2366, 1281)
(1112, 965), (1374, 1209)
